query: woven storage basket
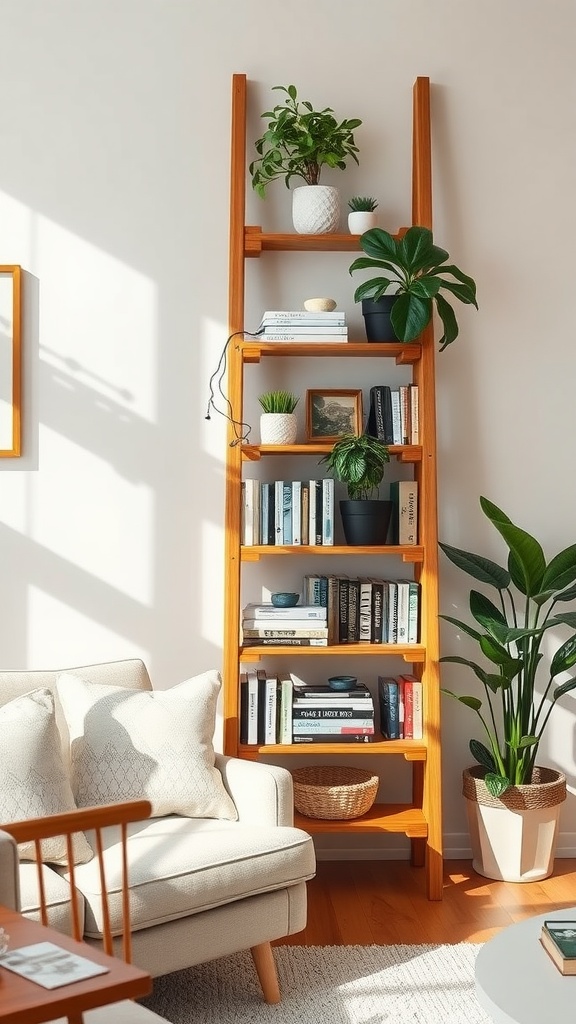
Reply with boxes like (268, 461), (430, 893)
(292, 765), (379, 820)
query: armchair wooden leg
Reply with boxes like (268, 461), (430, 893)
(250, 941), (281, 1004)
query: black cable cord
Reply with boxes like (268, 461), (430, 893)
(205, 327), (264, 446)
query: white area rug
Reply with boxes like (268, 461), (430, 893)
(141, 944), (491, 1023)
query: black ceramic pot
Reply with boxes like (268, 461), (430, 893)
(340, 499), (393, 546)
(361, 296), (399, 342)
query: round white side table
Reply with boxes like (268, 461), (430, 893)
(475, 906), (576, 1022)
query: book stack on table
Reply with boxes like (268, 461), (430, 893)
(241, 602), (328, 647)
(257, 310), (348, 343)
(292, 682), (375, 744)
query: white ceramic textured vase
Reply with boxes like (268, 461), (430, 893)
(292, 185), (340, 234)
(348, 210), (378, 234)
(260, 413), (297, 445)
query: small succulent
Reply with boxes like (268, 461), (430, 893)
(348, 196), (378, 212)
(258, 390), (299, 414)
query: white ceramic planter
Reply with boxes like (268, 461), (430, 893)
(259, 413), (297, 445)
(463, 765), (566, 882)
(292, 185), (340, 234)
(348, 210), (377, 234)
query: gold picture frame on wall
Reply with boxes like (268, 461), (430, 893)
(0, 265), (22, 457)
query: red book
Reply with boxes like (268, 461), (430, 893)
(399, 674), (417, 740)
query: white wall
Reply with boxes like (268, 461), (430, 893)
(1, 0), (575, 858)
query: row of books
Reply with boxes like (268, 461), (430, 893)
(239, 674), (425, 745)
(303, 574), (420, 645)
(366, 384), (419, 446)
(378, 674), (423, 740)
(241, 602), (328, 648)
(257, 309), (348, 344)
(239, 673), (377, 745)
(242, 479), (335, 546)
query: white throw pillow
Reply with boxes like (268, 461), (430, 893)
(56, 670), (238, 821)
(0, 689), (93, 864)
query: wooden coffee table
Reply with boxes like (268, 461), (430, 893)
(475, 906), (576, 1022)
(0, 905), (152, 1024)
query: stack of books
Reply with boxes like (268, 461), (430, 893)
(540, 920), (576, 975)
(292, 681), (375, 743)
(378, 674), (423, 739)
(241, 602), (329, 647)
(257, 310), (348, 343)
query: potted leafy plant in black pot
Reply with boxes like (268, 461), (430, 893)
(349, 225), (478, 348)
(440, 496), (576, 881)
(319, 433), (391, 546)
(249, 84), (362, 235)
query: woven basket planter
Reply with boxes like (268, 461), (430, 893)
(462, 765), (566, 882)
(292, 765), (379, 820)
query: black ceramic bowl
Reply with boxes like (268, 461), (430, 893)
(328, 675), (358, 692)
(271, 592), (300, 608)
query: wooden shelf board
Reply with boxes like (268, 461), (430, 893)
(241, 740), (427, 760)
(244, 226), (408, 256)
(241, 444), (421, 462)
(241, 341), (421, 363)
(294, 803), (428, 837)
(240, 643), (425, 661)
(241, 544), (423, 561)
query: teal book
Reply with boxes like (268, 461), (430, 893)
(543, 921), (576, 957)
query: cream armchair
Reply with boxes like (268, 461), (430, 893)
(0, 659), (316, 1002)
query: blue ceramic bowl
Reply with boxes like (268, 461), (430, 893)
(328, 675), (358, 691)
(271, 592), (300, 608)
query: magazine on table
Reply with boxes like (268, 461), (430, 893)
(0, 941), (110, 989)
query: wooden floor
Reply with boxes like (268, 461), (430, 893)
(277, 858), (576, 946)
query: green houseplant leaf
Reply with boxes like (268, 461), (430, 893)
(349, 225), (478, 350)
(440, 496), (576, 792)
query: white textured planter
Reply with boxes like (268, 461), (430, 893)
(463, 765), (566, 882)
(348, 210), (377, 233)
(259, 412), (297, 445)
(292, 185), (340, 234)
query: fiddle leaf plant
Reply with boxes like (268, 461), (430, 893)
(349, 225), (478, 350)
(249, 84), (362, 197)
(440, 496), (576, 797)
(319, 432), (389, 500)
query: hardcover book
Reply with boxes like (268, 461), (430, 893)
(366, 385), (393, 444)
(541, 921), (576, 975)
(243, 604), (327, 619)
(389, 480), (418, 545)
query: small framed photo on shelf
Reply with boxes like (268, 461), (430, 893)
(306, 389), (363, 442)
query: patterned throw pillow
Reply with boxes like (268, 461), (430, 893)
(0, 689), (93, 864)
(56, 669), (238, 820)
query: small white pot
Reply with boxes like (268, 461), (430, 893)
(259, 413), (297, 446)
(292, 185), (340, 234)
(348, 210), (378, 234)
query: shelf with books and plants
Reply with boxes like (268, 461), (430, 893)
(223, 73), (443, 899)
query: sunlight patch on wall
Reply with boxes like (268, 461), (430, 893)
(201, 520), (225, 648)
(33, 428), (154, 603)
(27, 586), (149, 670)
(39, 217), (158, 423)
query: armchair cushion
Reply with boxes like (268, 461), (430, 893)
(57, 670), (237, 821)
(0, 689), (93, 865)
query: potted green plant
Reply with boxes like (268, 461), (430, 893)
(319, 432), (391, 546)
(258, 390), (299, 445)
(348, 225), (478, 348)
(249, 84), (362, 235)
(347, 196), (378, 234)
(440, 496), (576, 881)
